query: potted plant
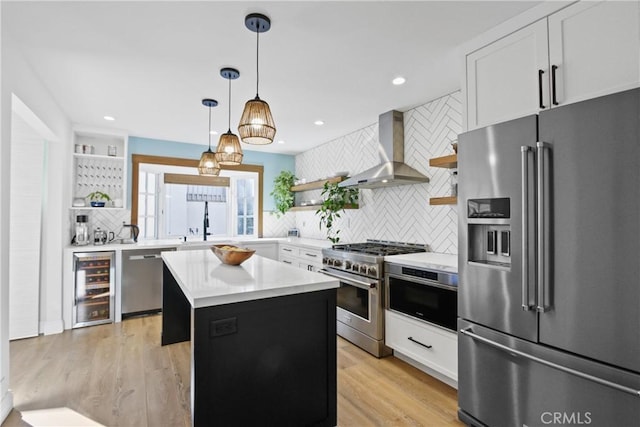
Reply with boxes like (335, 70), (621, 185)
(270, 170), (296, 218)
(316, 182), (359, 244)
(87, 191), (111, 207)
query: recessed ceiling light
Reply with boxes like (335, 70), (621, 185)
(103, 115), (115, 121)
(277, 140), (285, 144)
(314, 120), (324, 126)
(392, 76), (406, 85)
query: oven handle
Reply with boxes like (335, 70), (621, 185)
(319, 269), (377, 289)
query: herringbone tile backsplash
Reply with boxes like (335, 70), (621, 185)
(292, 91), (461, 254)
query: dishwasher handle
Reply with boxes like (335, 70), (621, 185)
(128, 254), (163, 261)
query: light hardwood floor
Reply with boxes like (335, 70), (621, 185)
(4, 315), (462, 426)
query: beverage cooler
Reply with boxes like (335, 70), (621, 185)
(73, 251), (115, 327)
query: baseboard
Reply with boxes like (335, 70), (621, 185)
(40, 319), (64, 335)
(394, 351), (458, 390)
(1, 389), (14, 423)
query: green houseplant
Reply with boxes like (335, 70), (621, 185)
(316, 182), (359, 244)
(270, 170), (296, 218)
(87, 191), (111, 207)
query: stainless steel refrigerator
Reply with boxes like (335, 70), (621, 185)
(457, 88), (640, 427)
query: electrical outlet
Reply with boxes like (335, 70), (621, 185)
(210, 317), (237, 337)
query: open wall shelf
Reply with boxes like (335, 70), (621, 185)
(291, 176), (345, 192)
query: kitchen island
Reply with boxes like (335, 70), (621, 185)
(161, 249), (339, 427)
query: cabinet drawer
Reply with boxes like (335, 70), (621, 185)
(279, 244), (298, 260)
(385, 310), (457, 381)
(299, 248), (322, 263)
(280, 257), (296, 266)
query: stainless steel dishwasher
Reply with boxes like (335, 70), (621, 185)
(122, 247), (176, 317)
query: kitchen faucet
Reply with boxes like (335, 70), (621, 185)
(203, 201), (211, 241)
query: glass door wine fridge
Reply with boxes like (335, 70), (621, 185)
(73, 251), (115, 327)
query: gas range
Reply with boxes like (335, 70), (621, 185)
(321, 240), (429, 358)
(322, 240), (429, 280)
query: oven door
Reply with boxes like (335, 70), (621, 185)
(386, 273), (457, 331)
(320, 269), (382, 340)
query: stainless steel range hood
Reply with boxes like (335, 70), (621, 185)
(339, 110), (429, 189)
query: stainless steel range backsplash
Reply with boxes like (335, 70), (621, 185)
(294, 91), (461, 254)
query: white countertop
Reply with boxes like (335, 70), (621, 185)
(162, 249), (339, 308)
(279, 237), (333, 250)
(384, 252), (458, 273)
(66, 237), (286, 252)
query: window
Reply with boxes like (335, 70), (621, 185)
(131, 155), (264, 239)
(235, 177), (255, 236)
(137, 170), (157, 239)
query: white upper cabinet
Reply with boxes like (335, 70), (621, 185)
(466, 20), (549, 129)
(548, 1), (640, 107)
(465, 0), (639, 130)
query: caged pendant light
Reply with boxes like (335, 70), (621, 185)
(215, 68), (243, 165)
(238, 13), (276, 145)
(198, 99), (221, 176)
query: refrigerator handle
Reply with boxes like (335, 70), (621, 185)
(460, 328), (640, 398)
(521, 146), (533, 311)
(536, 142), (548, 313)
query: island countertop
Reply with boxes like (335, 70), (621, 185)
(162, 249), (339, 308)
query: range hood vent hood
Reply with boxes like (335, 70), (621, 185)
(339, 110), (429, 189)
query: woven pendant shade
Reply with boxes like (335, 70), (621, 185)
(198, 98), (220, 176)
(238, 96), (276, 145)
(198, 149), (220, 176)
(215, 131), (243, 165)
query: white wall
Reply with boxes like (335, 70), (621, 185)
(9, 113), (45, 339)
(1, 35), (71, 422)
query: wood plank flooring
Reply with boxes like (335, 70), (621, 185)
(4, 315), (462, 426)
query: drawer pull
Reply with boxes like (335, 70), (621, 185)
(305, 253), (318, 257)
(408, 336), (432, 349)
(283, 248), (293, 252)
(283, 260), (292, 264)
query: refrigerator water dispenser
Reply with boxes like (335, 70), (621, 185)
(467, 198), (511, 268)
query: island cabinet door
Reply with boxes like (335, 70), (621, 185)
(191, 289), (337, 427)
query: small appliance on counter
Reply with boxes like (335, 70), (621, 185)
(73, 215), (90, 246)
(120, 223), (139, 244)
(93, 228), (106, 245)
(287, 228), (300, 237)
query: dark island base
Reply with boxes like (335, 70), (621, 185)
(162, 264), (337, 427)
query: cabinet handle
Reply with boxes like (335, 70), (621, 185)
(305, 253), (318, 258)
(408, 336), (432, 349)
(551, 65), (559, 106)
(283, 260), (292, 264)
(538, 69), (545, 109)
(283, 248), (292, 252)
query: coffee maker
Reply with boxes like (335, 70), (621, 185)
(74, 215), (90, 246)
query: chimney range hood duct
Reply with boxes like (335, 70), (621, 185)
(339, 110), (429, 189)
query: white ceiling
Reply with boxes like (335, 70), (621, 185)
(3, 1), (541, 155)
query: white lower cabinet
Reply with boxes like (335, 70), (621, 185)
(241, 241), (278, 260)
(278, 242), (324, 271)
(385, 310), (458, 387)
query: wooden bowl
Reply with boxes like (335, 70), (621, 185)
(211, 244), (255, 266)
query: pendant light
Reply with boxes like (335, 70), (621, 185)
(198, 99), (221, 176)
(238, 13), (276, 145)
(215, 68), (243, 165)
